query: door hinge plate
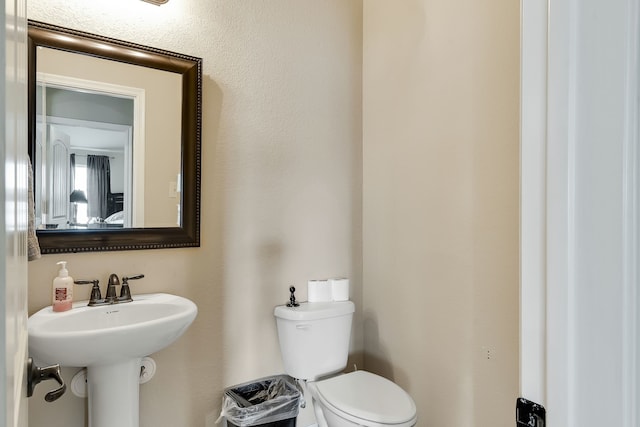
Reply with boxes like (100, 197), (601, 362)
(516, 397), (546, 427)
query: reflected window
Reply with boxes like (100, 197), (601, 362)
(73, 162), (88, 224)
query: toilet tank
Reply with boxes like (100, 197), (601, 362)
(274, 301), (355, 380)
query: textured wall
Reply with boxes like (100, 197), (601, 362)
(27, 1), (520, 426)
(362, 1), (520, 426)
(27, 1), (363, 426)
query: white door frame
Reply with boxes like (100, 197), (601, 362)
(520, 0), (640, 425)
(1, 0), (29, 425)
(36, 72), (146, 226)
(520, 0), (548, 408)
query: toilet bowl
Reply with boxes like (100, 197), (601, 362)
(274, 301), (417, 427)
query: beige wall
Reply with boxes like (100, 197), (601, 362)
(27, 1), (519, 426)
(27, 1), (363, 426)
(362, 1), (520, 426)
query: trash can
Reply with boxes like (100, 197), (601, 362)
(221, 375), (301, 427)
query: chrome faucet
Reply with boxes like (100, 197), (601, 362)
(74, 273), (145, 306)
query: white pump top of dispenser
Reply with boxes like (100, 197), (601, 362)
(56, 261), (69, 277)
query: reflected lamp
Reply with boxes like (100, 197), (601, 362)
(69, 190), (88, 225)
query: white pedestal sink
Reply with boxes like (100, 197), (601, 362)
(28, 293), (197, 427)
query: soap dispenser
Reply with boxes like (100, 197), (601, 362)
(52, 261), (74, 312)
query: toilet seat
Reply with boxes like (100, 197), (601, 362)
(313, 370), (417, 426)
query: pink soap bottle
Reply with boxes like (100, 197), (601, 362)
(52, 261), (73, 312)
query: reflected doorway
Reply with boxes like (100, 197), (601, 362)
(34, 73), (146, 230)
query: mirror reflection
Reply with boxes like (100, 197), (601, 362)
(35, 46), (182, 230)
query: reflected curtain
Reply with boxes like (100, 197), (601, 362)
(70, 154), (76, 191)
(87, 155), (111, 220)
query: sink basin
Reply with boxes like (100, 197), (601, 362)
(28, 293), (197, 427)
(29, 293), (197, 367)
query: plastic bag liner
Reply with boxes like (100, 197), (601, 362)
(220, 375), (300, 427)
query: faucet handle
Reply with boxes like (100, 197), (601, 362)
(74, 279), (101, 306)
(122, 274), (145, 282)
(120, 274), (144, 302)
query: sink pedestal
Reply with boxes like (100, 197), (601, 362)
(87, 358), (143, 427)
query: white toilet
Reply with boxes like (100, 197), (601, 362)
(274, 301), (417, 427)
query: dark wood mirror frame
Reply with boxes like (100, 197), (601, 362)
(28, 20), (202, 253)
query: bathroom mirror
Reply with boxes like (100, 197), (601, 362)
(28, 20), (202, 253)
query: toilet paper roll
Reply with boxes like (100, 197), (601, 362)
(330, 278), (350, 301)
(308, 280), (332, 302)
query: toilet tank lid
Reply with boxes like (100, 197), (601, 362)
(274, 301), (355, 321)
